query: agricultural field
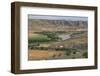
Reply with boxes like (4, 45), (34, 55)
(28, 15), (88, 61)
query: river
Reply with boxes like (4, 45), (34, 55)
(58, 34), (71, 40)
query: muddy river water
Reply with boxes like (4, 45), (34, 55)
(58, 34), (71, 40)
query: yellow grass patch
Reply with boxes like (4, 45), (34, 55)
(28, 49), (65, 60)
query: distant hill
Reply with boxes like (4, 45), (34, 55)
(28, 19), (88, 32)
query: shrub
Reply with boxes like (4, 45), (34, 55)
(52, 54), (56, 58)
(73, 51), (76, 54)
(72, 57), (75, 59)
(82, 52), (88, 58)
(65, 51), (71, 56)
(58, 53), (62, 57)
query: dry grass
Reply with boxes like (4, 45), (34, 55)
(28, 49), (65, 60)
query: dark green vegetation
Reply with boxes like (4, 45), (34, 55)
(82, 52), (88, 58)
(28, 31), (61, 43)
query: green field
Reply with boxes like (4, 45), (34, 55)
(28, 33), (51, 43)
